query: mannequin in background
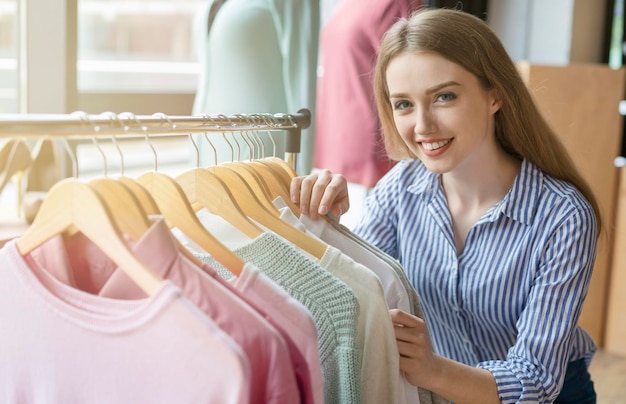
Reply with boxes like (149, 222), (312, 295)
(313, 0), (424, 188)
(192, 0), (320, 174)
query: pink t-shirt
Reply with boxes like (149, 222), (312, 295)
(29, 218), (300, 404)
(215, 262), (324, 404)
(0, 239), (250, 403)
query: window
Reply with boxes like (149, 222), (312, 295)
(0, 0), (17, 113)
(77, 0), (205, 93)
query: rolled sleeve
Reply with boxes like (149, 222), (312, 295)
(478, 359), (545, 403)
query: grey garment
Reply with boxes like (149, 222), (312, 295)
(196, 231), (363, 404)
(329, 220), (450, 404)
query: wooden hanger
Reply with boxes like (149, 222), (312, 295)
(16, 178), (163, 296)
(176, 168), (263, 239)
(206, 165), (328, 260)
(218, 162), (281, 217)
(261, 156), (297, 181)
(246, 160), (301, 215)
(118, 176), (161, 215)
(116, 175), (207, 268)
(89, 177), (151, 242)
(136, 171), (245, 276)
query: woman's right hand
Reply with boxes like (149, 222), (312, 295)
(290, 169), (350, 221)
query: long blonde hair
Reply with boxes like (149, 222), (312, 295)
(373, 8), (602, 231)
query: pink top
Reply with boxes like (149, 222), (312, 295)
(222, 262), (324, 404)
(0, 240), (250, 403)
(29, 218), (300, 404)
(314, 0), (423, 187)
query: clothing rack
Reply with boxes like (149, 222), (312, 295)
(0, 108), (311, 171)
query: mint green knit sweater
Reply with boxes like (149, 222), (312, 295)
(196, 232), (362, 404)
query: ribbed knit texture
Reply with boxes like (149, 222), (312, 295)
(197, 232), (362, 404)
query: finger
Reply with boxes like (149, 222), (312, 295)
(396, 339), (421, 359)
(389, 309), (421, 328)
(301, 171), (332, 219)
(322, 175), (349, 217)
(290, 176), (304, 205)
(297, 174), (318, 216)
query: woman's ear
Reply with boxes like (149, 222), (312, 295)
(489, 88), (503, 114)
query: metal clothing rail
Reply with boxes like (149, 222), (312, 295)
(0, 109), (311, 170)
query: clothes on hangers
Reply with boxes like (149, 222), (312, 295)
(0, 239), (250, 403)
(31, 217), (301, 404)
(194, 230), (363, 404)
(274, 196), (449, 404)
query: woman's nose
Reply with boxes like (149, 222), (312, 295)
(413, 107), (436, 136)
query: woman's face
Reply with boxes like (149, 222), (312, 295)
(386, 51), (501, 175)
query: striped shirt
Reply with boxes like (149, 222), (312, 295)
(353, 158), (598, 403)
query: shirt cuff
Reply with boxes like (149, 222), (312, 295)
(477, 361), (524, 404)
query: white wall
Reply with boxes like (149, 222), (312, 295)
(488, 0), (607, 64)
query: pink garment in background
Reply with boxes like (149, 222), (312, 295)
(314, 0), (423, 187)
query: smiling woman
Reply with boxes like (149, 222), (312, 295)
(292, 8), (601, 403)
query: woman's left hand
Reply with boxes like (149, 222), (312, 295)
(390, 309), (439, 388)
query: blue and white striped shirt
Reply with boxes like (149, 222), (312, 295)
(353, 158), (598, 403)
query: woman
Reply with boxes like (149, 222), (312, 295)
(292, 8), (598, 403)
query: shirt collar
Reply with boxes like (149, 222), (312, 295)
(405, 159), (542, 226)
(496, 159), (542, 226)
(98, 216), (179, 298)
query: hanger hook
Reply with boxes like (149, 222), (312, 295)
(91, 136), (108, 177)
(244, 114), (262, 160)
(233, 113), (255, 161)
(203, 114), (220, 166)
(188, 132), (200, 168)
(71, 110), (103, 178)
(216, 114), (236, 162)
(250, 123), (266, 159)
(259, 113), (278, 157)
(102, 111), (129, 176)
(150, 112), (177, 171)
(110, 135), (124, 176)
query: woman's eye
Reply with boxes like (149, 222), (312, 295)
(393, 100), (411, 110)
(436, 92), (457, 102)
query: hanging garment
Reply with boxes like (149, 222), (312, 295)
(275, 196), (448, 404)
(202, 261), (323, 404)
(173, 213), (325, 404)
(314, 0), (424, 187)
(192, 0), (320, 174)
(193, 231), (362, 404)
(0, 240), (250, 403)
(30, 218), (301, 404)
(277, 203), (404, 404)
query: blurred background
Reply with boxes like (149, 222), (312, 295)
(1, 1), (626, 400)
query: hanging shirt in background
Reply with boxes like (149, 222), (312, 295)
(192, 0), (320, 174)
(0, 240), (250, 403)
(314, 0), (424, 187)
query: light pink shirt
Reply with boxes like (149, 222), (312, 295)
(220, 261), (324, 404)
(0, 239), (250, 403)
(30, 218), (300, 404)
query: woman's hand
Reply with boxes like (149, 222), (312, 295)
(390, 309), (439, 388)
(391, 309), (501, 403)
(290, 169), (350, 220)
